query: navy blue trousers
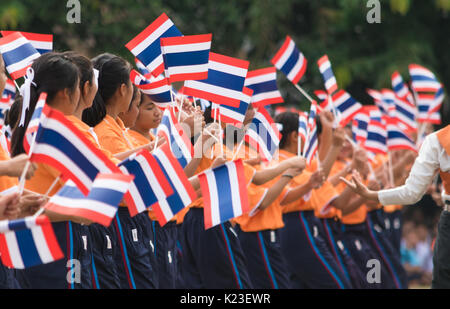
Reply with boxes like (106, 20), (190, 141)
(111, 208), (157, 289)
(321, 218), (368, 289)
(175, 223), (185, 289)
(280, 211), (352, 289)
(236, 228), (291, 289)
(366, 210), (407, 289)
(180, 208), (253, 289)
(16, 221), (92, 289)
(341, 222), (397, 289)
(385, 210), (403, 253)
(152, 220), (178, 288)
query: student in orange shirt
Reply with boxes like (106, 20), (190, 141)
(63, 51), (124, 289)
(82, 53), (158, 289)
(274, 111), (354, 289)
(9, 52), (96, 289)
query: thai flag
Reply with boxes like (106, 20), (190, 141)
(317, 55), (338, 95)
(409, 64), (441, 93)
(219, 87), (253, 125)
(152, 143), (197, 226)
(0, 95), (12, 110)
(26, 92), (47, 139)
(352, 112), (370, 144)
(0, 215), (63, 269)
(245, 107), (280, 162)
(271, 36), (307, 85)
(156, 107), (193, 168)
(183, 52), (249, 108)
(0, 32), (41, 80)
(365, 119), (387, 155)
(45, 174), (134, 226)
(118, 149), (174, 217)
(27, 104), (125, 196)
(2, 78), (16, 104)
(298, 112), (308, 143)
(367, 88), (383, 105)
(380, 89), (397, 117)
(393, 96), (418, 131)
(199, 159), (250, 229)
(160, 34), (212, 84)
(386, 118), (417, 153)
(428, 86), (445, 115)
(314, 90), (333, 111)
(303, 103), (318, 164)
(1, 31), (52, 55)
(244, 67), (284, 107)
(135, 58), (153, 79)
(417, 93), (442, 124)
(125, 13), (182, 77)
(391, 71), (414, 104)
(130, 70), (173, 109)
(331, 90), (362, 126)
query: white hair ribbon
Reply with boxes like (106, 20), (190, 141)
(18, 67), (36, 127)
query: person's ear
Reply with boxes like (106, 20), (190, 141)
(289, 131), (298, 145)
(83, 81), (91, 98)
(119, 83), (128, 98)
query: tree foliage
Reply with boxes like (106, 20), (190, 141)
(1, 0), (449, 122)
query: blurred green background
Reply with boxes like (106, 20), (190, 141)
(1, 0), (449, 123)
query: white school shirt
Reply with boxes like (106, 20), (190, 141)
(378, 131), (450, 205)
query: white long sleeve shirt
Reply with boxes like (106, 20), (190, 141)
(378, 131), (450, 205)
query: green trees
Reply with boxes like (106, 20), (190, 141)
(1, 0), (449, 121)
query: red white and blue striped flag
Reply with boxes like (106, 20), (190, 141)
(391, 71), (414, 105)
(303, 102), (318, 163)
(428, 86), (445, 115)
(386, 118), (417, 153)
(271, 36), (307, 85)
(45, 174), (134, 227)
(152, 143), (197, 226)
(298, 112), (308, 143)
(156, 107), (193, 168)
(393, 95), (417, 131)
(352, 111), (370, 145)
(130, 70), (172, 109)
(26, 104), (126, 196)
(160, 34), (212, 84)
(0, 215), (63, 269)
(183, 52), (249, 108)
(1, 31), (52, 55)
(244, 67), (284, 107)
(125, 13), (182, 77)
(409, 64), (442, 93)
(199, 159), (250, 229)
(118, 149), (174, 217)
(417, 93), (442, 124)
(0, 32), (40, 80)
(26, 92), (47, 139)
(135, 58), (153, 80)
(318, 55), (338, 95)
(219, 87), (253, 125)
(365, 118), (387, 155)
(331, 90), (362, 126)
(1, 78), (16, 105)
(245, 107), (281, 162)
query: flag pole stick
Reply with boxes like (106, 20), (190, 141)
(232, 137), (246, 161)
(219, 111), (224, 157)
(13, 80), (21, 92)
(152, 135), (159, 152)
(294, 84), (315, 103)
(43, 176), (60, 198)
(17, 160), (31, 196)
(388, 151), (395, 187)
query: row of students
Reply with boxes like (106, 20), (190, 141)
(0, 50), (416, 289)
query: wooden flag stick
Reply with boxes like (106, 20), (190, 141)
(294, 84), (315, 104)
(44, 176), (60, 198)
(14, 80), (21, 92)
(17, 160), (31, 196)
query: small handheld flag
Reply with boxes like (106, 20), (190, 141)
(244, 67), (284, 107)
(331, 90), (362, 126)
(160, 34), (212, 83)
(219, 87), (253, 125)
(409, 64), (442, 93)
(271, 35), (307, 85)
(45, 174), (134, 227)
(0, 32), (40, 80)
(1, 31), (53, 55)
(317, 55), (338, 95)
(199, 159), (250, 229)
(0, 215), (64, 269)
(125, 13), (182, 77)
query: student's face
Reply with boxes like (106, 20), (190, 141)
(0, 56), (6, 94)
(136, 94), (162, 130)
(119, 90), (140, 128)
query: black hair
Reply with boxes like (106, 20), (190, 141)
(61, 51), (94, 94)
(5, 95), (22, 129)
(10, 52), (80, 156)
(82, 54), (131, 127)
(275, 112), (299, 149)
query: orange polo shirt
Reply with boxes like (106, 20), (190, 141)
(25, 163), (63, 196)
(0, 146), (18, 192)
(94, 115), (133, 155)
(277, 150), (339, 217)
(128, 129), (153, 148)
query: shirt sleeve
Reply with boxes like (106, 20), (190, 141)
(378, 134), (441, 205)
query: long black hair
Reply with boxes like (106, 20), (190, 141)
(10, 52), (80, 156)
(61, 51), (94, 96)
(82, 53), (131, 127)
(275, 111), (323, 149)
